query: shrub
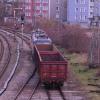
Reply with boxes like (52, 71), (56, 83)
(35, 17), (90, 53)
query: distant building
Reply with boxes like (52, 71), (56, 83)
(18, 0), (67, 23)
(67, 0), (100, 26)
(35, 0), (49, 18)
(67, 0), (89, 26)
(18, 0), (32, 23)
(93, 0), (100, 17)
(49, 0), (67, 21)
(5, 2), (13, 17)
(88, 1), (100, 68)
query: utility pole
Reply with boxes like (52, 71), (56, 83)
(13, 0), (24, 49)
(88, 0), (100, 68)
(56, 0), (60, 31)
(13, 0), (16, 40)
(21, 23), (24, 49)
(21, 13), (25, 49)
(13, 7), (23, 40)
(32, 0), (36, 29)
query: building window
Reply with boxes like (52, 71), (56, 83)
(42, 0), (48, 3)
(90, 0), (94, 2)
(80, 7), (86, 12)
(85, 16), (87, 20)
(36, 0), (41, 3)
(43, 6), (48, 10)
(80, 0), (85, 4)
(25, 12), (31, 16)
(76, 0), (79, 3)
(80, 15), (87, 21)
(90, 6), (94, 9)
(56, 0), (59, 4)
(80, 15), (83, 21)
(35, 6), (41, 10)
(75, 8), (78, 12)
(56, 6), (60, 11)
(90, 12), (93, 15)
(56, 13), (60, 19)
(75, 15), (78, 21)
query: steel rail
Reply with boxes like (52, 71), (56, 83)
(14, 67), (37, 100)
(0, 33), (11, 80)
(0, 39), (4, 62)
(58, 87), (66, 100)
(28, 80), (40, 100)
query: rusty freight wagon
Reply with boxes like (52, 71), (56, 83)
(34, 44), (67, 86)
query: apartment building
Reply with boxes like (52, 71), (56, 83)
(35, 0), (49, 18)
(18, 0), (33, 23)
(67, 0), (89, 25)
(67, 0), (100, 26)
(93, 0), (100, 17)
(18, 0), (67, 23)
(49, 0), (67, 21)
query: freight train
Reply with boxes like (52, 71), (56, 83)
(32, 29), (67, 86)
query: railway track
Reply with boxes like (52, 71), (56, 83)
(0, 33), (11, 80)
(1, 27), (32, 50)
(0, 28), (36, 100)
(44, 86), (66, 100)
(58, 87), (66, 100)
(0, 30), (21, 95)
(13, 67), (39, 100)
(3, 28), (43, 100)
(0, 28), (40, 100)
(15, 32), (31, 49)
(1, 27), (30, 39)
(44, 86), (88, 100)
(0, 39), (4, 62)
(28, 80), (40, 100)
(0, 27), (88, 100)
(0, 27), (30, 41)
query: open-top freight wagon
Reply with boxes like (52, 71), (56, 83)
(34, 44), (67, 86)
(32, 29), (68, 86)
